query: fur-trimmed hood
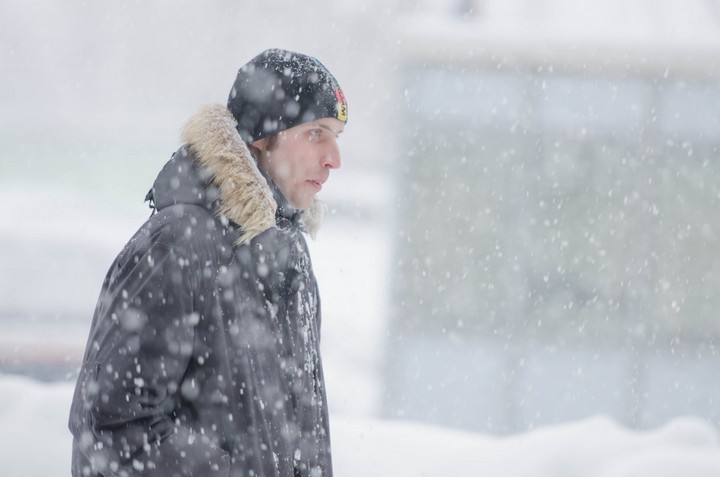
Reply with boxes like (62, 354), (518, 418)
(149, 104), (323, 244)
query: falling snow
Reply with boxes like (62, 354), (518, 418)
(2, 0), (720, 475)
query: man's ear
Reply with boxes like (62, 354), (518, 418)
(248, 138), (268, 161)
(251, 137), (269, 153)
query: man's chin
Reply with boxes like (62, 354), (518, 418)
(289, 198), (313, 211)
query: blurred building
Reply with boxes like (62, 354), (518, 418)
(385, 0), (720, 433)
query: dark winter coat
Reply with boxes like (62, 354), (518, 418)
(69, 105), (332, 477)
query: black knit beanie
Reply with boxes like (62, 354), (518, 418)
(227, 48), (348, 144)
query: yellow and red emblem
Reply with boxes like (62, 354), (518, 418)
(335, 87), (348, 122)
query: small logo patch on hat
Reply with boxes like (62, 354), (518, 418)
(335, 87), (348, 122)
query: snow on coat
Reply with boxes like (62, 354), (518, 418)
(68, 104), (332, 477)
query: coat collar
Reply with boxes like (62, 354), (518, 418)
(181, 104), (323, 245)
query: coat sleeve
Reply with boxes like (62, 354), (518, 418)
(69, 236), (231, 476)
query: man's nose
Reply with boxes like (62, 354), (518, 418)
(321, 140), (341, 169)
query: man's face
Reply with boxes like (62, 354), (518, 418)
(252, 118), (344, 210)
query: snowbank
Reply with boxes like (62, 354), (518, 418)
(2, 375), (719, 476)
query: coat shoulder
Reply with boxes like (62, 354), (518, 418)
(119, 204), (235, 271)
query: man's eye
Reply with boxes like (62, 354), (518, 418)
(309, 129), (321, 139)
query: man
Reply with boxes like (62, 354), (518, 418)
(69, 48), (347, 477)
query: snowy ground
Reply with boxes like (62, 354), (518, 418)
(2, 374), (720, 477)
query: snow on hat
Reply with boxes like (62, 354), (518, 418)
(227, 48), (348, 144)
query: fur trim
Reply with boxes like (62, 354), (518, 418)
(303, 199), (326, 240)
(183, 104), (276, 245)
(182, 104), (323, 245)
(303, 200), (325, 238)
